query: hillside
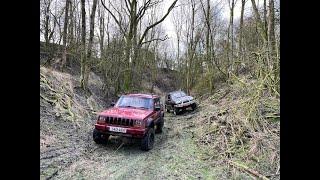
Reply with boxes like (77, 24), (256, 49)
(40, 65), (279, 179)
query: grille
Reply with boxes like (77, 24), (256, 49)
(105, 116), (134, 127)
(183, 100), (189, 103)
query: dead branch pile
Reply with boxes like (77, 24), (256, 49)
(194, 73), (280, 179)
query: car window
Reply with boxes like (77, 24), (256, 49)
(116, 96), (153, 109)
(154, 98), (161, 109)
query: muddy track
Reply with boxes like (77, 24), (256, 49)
(40, 106), (219, 180)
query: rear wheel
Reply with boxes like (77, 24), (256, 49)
(141, 128), (155, 151)
(93, 129), (109, 144)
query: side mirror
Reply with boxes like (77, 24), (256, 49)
(110, 102), (115, 107)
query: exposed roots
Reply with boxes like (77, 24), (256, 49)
(41, 70), (80, 127)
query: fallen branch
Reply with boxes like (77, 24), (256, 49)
(228, 160), (269, 180)
(40, 93), (56, 104)
(114, 142), (125, 153)
(45, 169), (58, 180)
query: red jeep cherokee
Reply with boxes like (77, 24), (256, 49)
(93, 93), (164, 151)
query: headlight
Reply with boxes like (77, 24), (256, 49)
(97, 116), (106, 124)
(134, 120), (144, 127)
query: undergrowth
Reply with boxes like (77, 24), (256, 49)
(193, 73), (280, 179)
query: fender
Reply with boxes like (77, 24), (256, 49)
(146, 117), (154, 128)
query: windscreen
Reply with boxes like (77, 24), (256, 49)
(171, 91), (187, 100)
(116, 96), (153, 109)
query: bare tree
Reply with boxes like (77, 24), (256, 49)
(263, 0), (268, 38)
(250, 0), (267, 42)
(268, 0), (278, 91)
(98, 1), (105, 58)
(238, 0), (246, 66)
(227, 0), (237, 77)
(100, 0), (178, 91)
(80, 0), (87, 89)
(61, 0), (71, 70)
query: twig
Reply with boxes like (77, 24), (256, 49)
(114, 142), (125, 153)
(40, 93), (56, 104)
(45, 170), (58, 180)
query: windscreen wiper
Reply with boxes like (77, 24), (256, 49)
(135, 106), (148, 109)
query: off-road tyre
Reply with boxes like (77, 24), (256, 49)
(93, 129), (109, 144)
(191, 103), (197, 111)
(155, 118), (164, 133)
(141, 128), (155, 151)
(173, 107), (179, 115)
(165, 105), (170, 113)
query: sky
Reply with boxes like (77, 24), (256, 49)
(161, 0), (254, 57)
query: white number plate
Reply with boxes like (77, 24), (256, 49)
(109, 126), (127, 133)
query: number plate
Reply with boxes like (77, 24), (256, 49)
(109, 126), (127, 133)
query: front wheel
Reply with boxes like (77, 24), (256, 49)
(155, 118), (164, 134)
(173, 107), (179, 115)
(191, 103), (197, 111)
(93, 129), (109, 144)
(141, 128), (155, 151)
(165, 105), (170, 113)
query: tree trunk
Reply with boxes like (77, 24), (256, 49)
(187, 0), (196, 95)
(80, 0), (87, 90)
(61, 0), (70, 70)
(68, 0), (74, 48)
(229, 0), (235, 75)
(202, 0), (214, 92)
(263, 0), (268, 39)
(44, 1), (51, 65)
(238, 0), (246, 73)
(250, 0), (267, 43)
(268, 0), (278, 90)
(99, 3), (105, 59)
(84, 0), (98, 89)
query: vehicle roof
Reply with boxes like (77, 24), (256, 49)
(125, 93), (159, 99)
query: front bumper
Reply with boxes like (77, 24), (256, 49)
(95, 124), (146, 138)
(174, 100), (195, 108)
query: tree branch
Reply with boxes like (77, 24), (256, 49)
(100, 0), (126, 35)
(140, 35), (169, 45)
(138, 0), (178, 46)
(124, 0), (131, 14)
(137, 0), (152, 21)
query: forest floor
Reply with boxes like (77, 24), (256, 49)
(40, 65), (216, 179)
(40, 66), (279, 180)
(41, 108), (220, 180)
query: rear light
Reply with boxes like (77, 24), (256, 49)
(97, 116), (106, 124)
